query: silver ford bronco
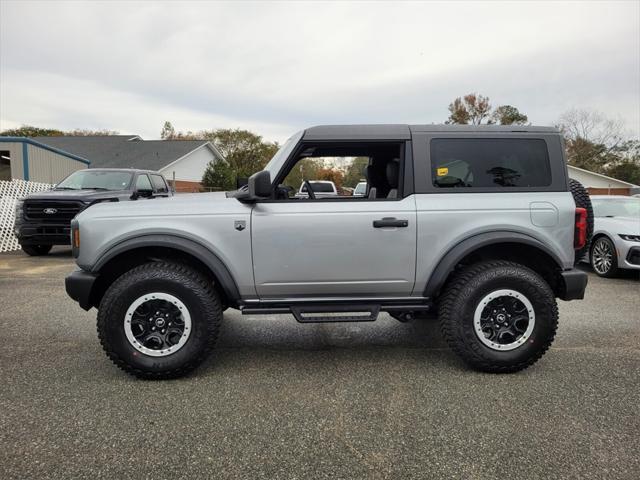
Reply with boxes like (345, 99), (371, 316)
(65, 125), (591, 379)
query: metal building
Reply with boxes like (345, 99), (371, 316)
(0, 137), (90, 184)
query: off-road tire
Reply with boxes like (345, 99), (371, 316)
(21, 244), (52, 256)
(97, 261), (221, 379)
(590, 236), (619, 278)
(439, 261), (558, 373)
(569, 179), (594, 263)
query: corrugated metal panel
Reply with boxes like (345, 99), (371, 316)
(27, 144), (87, 184)
(0, 143), (25, 179)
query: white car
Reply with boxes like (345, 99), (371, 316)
(589, 195), (640, 277)
(353, 181), (367, 197)
(295, 180), (338, 198)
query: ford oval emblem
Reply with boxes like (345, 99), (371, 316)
(43, 208), (58, 214)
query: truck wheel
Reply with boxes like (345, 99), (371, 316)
(21, 245), (52, 256)
(569, 179), (594, 263)
(590, 236), (619, 278)
(97, 261), (221, 379)
(438, 261), (558, 373)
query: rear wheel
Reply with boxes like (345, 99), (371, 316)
(590, 236), (619, 278)
(97, 261), (222, 379)
(439, 261), (558, 373)
(21, 244), (52, 256)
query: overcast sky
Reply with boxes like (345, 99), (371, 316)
(1, 0), (639, 142)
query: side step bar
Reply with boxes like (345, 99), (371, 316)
(291, 305), (380, 323)
(239, 299), (432, 323)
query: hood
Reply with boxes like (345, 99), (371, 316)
(23, 188), (132, 202)
(595, 216), (640, 235)
(76, 191), (247, 221)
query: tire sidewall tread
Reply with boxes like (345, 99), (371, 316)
(97, 261), (222, 379)
(439, 260), (558, 373)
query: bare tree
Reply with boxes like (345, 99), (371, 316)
(557, 109), (625, 150)
(557, 109), (637, 175)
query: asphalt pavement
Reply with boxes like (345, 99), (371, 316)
(1, 247), (639, 479)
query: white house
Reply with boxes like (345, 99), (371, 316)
(29, 135), (224, 192)
(567, 165), (639, 196)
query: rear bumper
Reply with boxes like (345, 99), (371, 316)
(65, 269), (98, 311)
(558, 268), (588, 301)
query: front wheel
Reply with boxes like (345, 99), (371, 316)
(97, 262), (222, 379)
(590, 236), (619, 278)
(21, 244), (52, 256)
(438, 261), (558, 373)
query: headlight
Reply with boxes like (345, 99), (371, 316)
(619, 234), (640, 242)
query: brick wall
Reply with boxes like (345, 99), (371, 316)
(172, 180), (203, 193)
(587, 187), (631, 196)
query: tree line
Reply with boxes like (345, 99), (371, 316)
(2, 95), (639, 187)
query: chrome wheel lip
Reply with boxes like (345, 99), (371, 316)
(592, 239), (613, 274)
(473, 289), (535, 352)
(124, 292), (191, 357)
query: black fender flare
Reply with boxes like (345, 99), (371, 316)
(91, 234), (241, 304)
(423, 231), (565, 298)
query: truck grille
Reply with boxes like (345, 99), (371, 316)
(24, 201), (84, 222)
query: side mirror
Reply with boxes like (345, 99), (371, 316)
(132, 188), (153, 199)
(236, 177), (248, 189)
(248, 170), (271, 198)
(234, 170), (271, 202)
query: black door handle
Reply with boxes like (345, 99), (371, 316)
(373, 217), (409, 228)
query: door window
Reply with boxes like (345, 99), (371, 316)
(277, 142), (403, 200)
(136, 174), (153, 191)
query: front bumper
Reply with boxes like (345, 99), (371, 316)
(626, 247), (640, 268)
(65, 269), (98, 311)
(615, 236), (640, 270)
(15, 222), (71, 246)
(558, 268), (588, 301)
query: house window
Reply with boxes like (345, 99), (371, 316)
(0, 150), (10, 181)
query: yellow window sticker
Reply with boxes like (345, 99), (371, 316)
(437, 167), (449, 176)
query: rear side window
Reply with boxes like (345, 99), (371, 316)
(150, 174), (168, 193)
(431, 138), (551, 189)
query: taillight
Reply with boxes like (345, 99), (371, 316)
(574, 207), (587, 249)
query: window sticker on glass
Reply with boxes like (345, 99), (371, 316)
(437, 167), (449, 176)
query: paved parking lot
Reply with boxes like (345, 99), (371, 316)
(0, 248), (638, 479)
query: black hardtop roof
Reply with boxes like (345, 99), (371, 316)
(303, 124), (559, 141)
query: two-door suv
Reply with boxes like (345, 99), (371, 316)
(66, 125), (590, 379)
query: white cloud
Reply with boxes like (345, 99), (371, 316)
(1, 0), (638, 142)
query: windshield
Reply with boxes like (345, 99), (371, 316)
(263, 130), (304, 176)
(354, 182), (367, 195)
(56, 170), (133, 191)
(592, 197), (640, 217)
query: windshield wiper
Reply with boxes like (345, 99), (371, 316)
(54, 187), (78, 190)
(85, 187), (111, 191)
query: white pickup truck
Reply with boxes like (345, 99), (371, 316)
(294, 180), (339, 198)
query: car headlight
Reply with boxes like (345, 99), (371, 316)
(619, 234), (640, 242)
